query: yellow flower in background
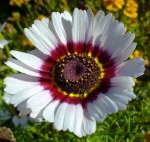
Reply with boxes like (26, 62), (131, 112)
(21, 38), (33, 47)
(130, 50), (149, 65)
(130, 50), (143, 59)
(36, 15), (47, 21)
(9, 0), (30, 7)
(103, 0), (125, 11)
(124, 0), (138, 18)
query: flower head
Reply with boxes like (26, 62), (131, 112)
(123, 0), (138, 18)
(9, 0), (30, 7)
(4, 8), (145, 137)
(103, 0), (125, 11)
(0, 22), (8, 49)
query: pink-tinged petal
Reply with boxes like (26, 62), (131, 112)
(116, 58), (145, 78)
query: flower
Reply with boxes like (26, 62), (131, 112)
(130, 50), (143, 59)
(36, 15), (47, 20)
(123, 0), (138, 18)
(0, 22), (8, 49)
(103, 0), (125, 11)
(9, 0), (30, 7)
(4, 8), (145, 137)
(21, 38), (33, 47)
(130, 50), (149, 65)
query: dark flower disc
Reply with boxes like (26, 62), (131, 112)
(53, 54), (100, 94)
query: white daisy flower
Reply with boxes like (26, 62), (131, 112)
(4, 8), (145, 137)
(0, 22), (8, 48)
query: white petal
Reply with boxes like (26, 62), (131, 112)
(73, 104), (83, 137)
(93, 10), (105, 41)
(110, 32), (135, 59)
(98, 14), (115, 47)
(10, 50), (48, 71)
(5, 58), (44, 77)
(87, 100), (106, 122)
(105, 86), (136, 100)
(17, 100), (31, 115)
(103, 32), (134, 60)
(0, 40), (8, 48)
(62, 104), (76, 131)
(34, 18), (58, 47)
(29, 49), (49, 60)
(97, 94), (118, 114)
(4, 74), (40, 94)
(116, 58), (145, 78)
(24, 28), (51, 55)
(108, 94), (129, 104)
(72, 8), (94, 43)
(114, 42), (137, 65)
(123, 91), (136, 99)
(82, 111), (96, 135)
(43, 100), (60, 123)
(11, 85), (44, 107)
(110, 76), (135, 87)
(54, 102), (68, 130)
(3, 92), (12, 104)
(52, 11), (72, 44)
(27, 90), (52, 118)
(115, 102), (127, 110)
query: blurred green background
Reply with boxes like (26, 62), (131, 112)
(0, 0), (150, 141)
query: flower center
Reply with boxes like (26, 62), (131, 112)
(53, 55), (100, 94)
